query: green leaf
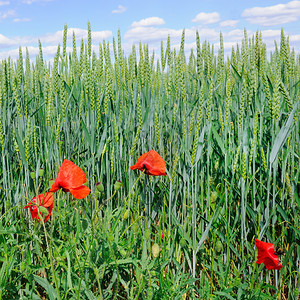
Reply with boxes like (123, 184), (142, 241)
(290, 225), (300, 236)
(214, 291), (236, 300)
(0, 229), (16, 234)
(231, 63), (242, 81)
(276, 202), (289, 221)
(196, 204), (221, 254)
(211, 123), (225, 155)
(39, 206), (49, 216)
(21, 288), (43, 300)
(65, 250), (73, 290)
(193, 125), (206, 165)
(270, 104), (298, 164)
(33, 275), (58, 300)
(14, 131), (27, 167)
(0, 261), (7, 285)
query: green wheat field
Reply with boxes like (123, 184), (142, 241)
(0, 23), (300, 299)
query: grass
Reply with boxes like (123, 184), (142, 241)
(0, 25), (299, 299)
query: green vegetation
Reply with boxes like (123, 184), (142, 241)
(0, 24), (299, 299)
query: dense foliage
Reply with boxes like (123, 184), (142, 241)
(0, 24), (299, 299)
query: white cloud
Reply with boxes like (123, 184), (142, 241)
(131, 17), (165, 27)
(0, 33), (34, 49)
(192, 12), (220, 24)
(91, 30), (113, 42)
(125, 17), (183, 43)
(0, 33), (16, 48)
(0, 1), (10, 6)
(289, 34), (300, 42)
(225, 28), (246, 39)
(0, 9), (16, 20)
(220, 20), (239, 27)
(125, 27), (178, 43)
(13, 18), (31, 22)
(125, 27), (187, 43)
(260, 29), (281, 38)
(124, 25), (219, 45)
(112, 4), (127, 14)
(242, 0), (300, 26)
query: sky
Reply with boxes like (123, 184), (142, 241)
(0, 0), (300, 60)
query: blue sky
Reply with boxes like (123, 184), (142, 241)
(0, 0), (299, 60)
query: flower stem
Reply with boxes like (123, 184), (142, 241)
(39, 209), (61, 300)
(112, 170), (145, 233)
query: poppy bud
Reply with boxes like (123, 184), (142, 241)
(132, 222), (139, 234)
(180, 238), (185, 247)
(38, 168), (44, 177)
(39, 206), (49, 216)
(215, 241), (223, 253)
(211, 191), (218, 203)
(30, 171), (35, 179)
(145, 228), (150, 240)
(152, 243), (160, 258)
(119, 249), (127, 257)
(123, 209), (129, 220)
(96, 182), (104, 192)
(114, 180), (122, 191)
(161, 233), (164, 239)
(6, 200), (10, 210)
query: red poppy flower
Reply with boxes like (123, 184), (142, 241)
(130, 150), (166, 176)
(255, 239), (283, 270)
(25, 192), (53, 223)
(49, 159), (91, 199)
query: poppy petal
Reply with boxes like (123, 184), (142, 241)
(53, 159), (87, 190)
(144, 163), (167, 176)
(69, 185), (91, 199)
(263, 257), (283, 270)
(38, 192), (53, 208)
(130, 150), (166, 176)
(255, 239), (282, 270)
(25, 193), (54, 223)
(130, 152), (149, 171)
(29, 206), (39, 221)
